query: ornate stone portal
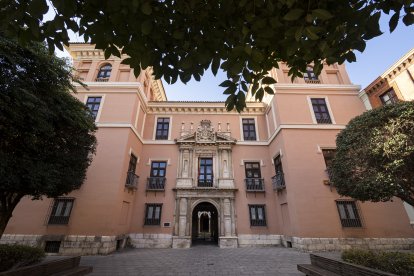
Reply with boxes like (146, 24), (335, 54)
(172, 120), (238, 248)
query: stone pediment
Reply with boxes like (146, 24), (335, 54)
(175, 120), (236, 145)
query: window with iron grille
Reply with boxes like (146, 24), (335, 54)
(155, 118), (170, 140)
(44, 241), (61, 253)
(380, 89), (398, 105)
(148, 161), (167, 189)
(144, 204), (162, 225)
(272, 155), (285, 189)
(198, 158), (213, 187)
(86, 96), (102, 120)
(126, 154), (139, 187)
(249, 205), (267, 226)
(48, 198), (74, 225)
(97, 64), (112, 79)
(336, 201), (362, 227)
(304, 66), (318, 81)
(242, 118), (257, 140)
(322, 149), (336, 182)
(245, 162), (264, 190)
(311, 98), (332, 124)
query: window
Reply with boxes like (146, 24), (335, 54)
(44, 241), (61, 253)
(151, 161), (167, 177)
(380, 89), (398, 105)
(48, 198), (74, 225)
(155, 118), (170, 140)
(144, 204), (162, 225)
(304, 66), (318, 81)
(242, 118), (257, 140)
(148, 161), (167, 190)
(336, 200), (362, 227)
(245, 162), (264, 191)
(97, 64), (112, 80)
(249, 205), (267, 226)
(311, 98), (332, 124)
(272, 155), (285, 190)
(198, 158), (213, 187)
(126, 154), (138, 188)
(322, 149), (336, 182)
(86, 96), (102, 120)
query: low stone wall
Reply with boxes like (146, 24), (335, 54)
(237, 234), (282, 247)
(0, 234), (124, 255)
(290, 237), (414, 252)
(129, 233), (173, 248)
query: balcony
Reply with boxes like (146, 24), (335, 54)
(305, 79), (321, 84)
(95, 77), (109, 82)
(272, 173), (285, 191)
(147, 177), (166, 191)
(245, 178), (265, 192)
(324, 168), (335, 189)
(316, 117), (332, 124)
(198, 179), (213, 188)
(125, 171), (139, 189)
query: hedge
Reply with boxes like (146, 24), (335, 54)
(342, 248), (414, 275)
(0, 244), (45, 272)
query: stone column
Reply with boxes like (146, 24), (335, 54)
(223, 198), (231, 236)
(179, 198), (187, 237)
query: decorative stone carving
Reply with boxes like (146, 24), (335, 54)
(196, 120), (215, 142)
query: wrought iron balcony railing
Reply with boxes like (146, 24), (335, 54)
(272, 173), (285, 190)
(95, 77), (109, 82)
(316, 117), (332, 124)
(198, 179), (213, 187)
(245, 178), (265, 191)
(125, 171), (139, 189)
(147, 177), (166, 190)
(305, 79), (321, 84)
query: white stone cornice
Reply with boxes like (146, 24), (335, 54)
(146, 102), (266, 114)
(273, 84), (361, 92)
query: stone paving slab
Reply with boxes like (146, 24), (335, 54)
(79, 245), (312, 276)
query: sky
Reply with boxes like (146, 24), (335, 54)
(57, 12), (414, 101)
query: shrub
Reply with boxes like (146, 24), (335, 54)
(0, 244), (45, 272)
(342, 248), (414, 275)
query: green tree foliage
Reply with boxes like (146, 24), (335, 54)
(0, 35), (97, 237)
(1, 1), (413, 111)
(332, 101), (414, 207)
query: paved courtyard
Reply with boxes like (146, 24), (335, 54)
(79, 245), (311, 276)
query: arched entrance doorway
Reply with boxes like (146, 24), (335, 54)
(192, 202), (219, 245)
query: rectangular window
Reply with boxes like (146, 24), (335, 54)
(48, 198), (74, 225)
(249, 205), (267, 226)
(322, 149), (336, 182)
(198, 158), (213, 187)
(148, 161), (167, 190)
(245, 162), (264, 191)
(86, 96), (102, 120)
(144, 204), (162, 225)
(311, 98), (332, 124)
(336, 201), (362, 227)
(272, 155), (285, 190)
(242, 118), (257, 140)
(155, 118), (170, 140)
(380, 89), (398, 105)
(126, 154), (139, 188)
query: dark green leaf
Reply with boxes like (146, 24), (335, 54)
(283, 9), (304, 21)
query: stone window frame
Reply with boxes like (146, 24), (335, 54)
(240, 116), (259, 141)
(84, 94), (105, 122)
(306, 96), (336, 125)
(96, 63), (112, 80)
(153, 116), (172, 140)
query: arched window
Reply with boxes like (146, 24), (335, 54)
(96, 64), (112, 81)
(304, 66), (318, 82)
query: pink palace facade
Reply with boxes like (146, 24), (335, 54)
(2, 43), (414, 255)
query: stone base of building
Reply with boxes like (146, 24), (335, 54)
(0, 234), (127, 255)
(129, 233), (172, 248)
(172, 236), (191, 248)
(219, 236), (238, 248)
(237, 234), (282, 247)
(288, 236), (414, 252)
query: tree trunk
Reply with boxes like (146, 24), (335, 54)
(0, 192), (24, 239)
